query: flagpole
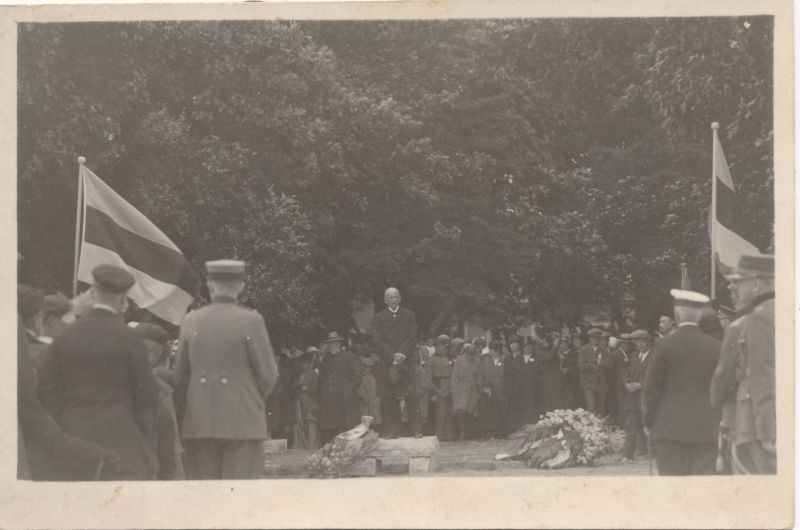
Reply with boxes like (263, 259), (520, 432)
(710, 122), (719, 301)
(73, 156), (86, 297)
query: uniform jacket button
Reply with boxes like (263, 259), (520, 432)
(221, 378), (228, 384)
(200, 377), (207, 384)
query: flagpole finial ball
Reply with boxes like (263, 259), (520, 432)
(77, 156), (86, 165)
(711, 122), (720, 130)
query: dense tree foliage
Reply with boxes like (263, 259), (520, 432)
(18, 18), (773, 339)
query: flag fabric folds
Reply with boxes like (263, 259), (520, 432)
(680, 263), (692, 290)
(711, 132), (761, 272)
(77, 165), (195, 324)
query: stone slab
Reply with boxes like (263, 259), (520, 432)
(368, 436), (440, 458)
(345, 458), (377, 477)
(408, 455), (438, 474)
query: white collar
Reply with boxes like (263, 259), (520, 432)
(92, 303), (118, 314)
(388, 306), (400, 314)
(678, 322), (699, 327)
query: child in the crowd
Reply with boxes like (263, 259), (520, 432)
(409, 350), (433, 438)
(356, 356), (381, 429)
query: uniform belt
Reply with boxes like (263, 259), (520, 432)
(432, 376), (450, 383)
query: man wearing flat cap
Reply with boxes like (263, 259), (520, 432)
(577, 328), (607, 413)
(174, 260), (278, 479)
(642, 289), (722, 475)
(38, 264), (161, 480)
(620, 330), (653, 462)
(711, 254), (775, 474)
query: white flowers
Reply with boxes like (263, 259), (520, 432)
(535, 408), (620, 466)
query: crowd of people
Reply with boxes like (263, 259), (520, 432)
(16, 252), (775, 480)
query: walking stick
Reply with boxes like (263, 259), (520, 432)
(646, 433), (653, 476)
(94, 459), (105, 481)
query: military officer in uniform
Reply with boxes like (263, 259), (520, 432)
(714, 254), (775, 474)
(710, 266), (754, 473)
(38, 264), (160, 480)
(642, 289), (721, 475)
(175, 260), (278, 479)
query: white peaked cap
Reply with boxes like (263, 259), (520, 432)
(669, 289), (710, 307)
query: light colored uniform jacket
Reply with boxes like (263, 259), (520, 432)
(175, 298), (278, 440)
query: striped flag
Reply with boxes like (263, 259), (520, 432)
(76, 165), (195, 324)
(710, 132), (761, 272)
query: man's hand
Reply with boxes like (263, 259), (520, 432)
(643, 426), (651, 437)
(430, 395), (437, 403)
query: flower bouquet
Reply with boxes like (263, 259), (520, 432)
(497, 409), (625, 469)
(307, 416), (379, 478)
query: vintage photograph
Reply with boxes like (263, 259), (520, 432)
(5, 1), (793, 528)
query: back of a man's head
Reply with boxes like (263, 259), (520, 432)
(208, 279), (245, 299)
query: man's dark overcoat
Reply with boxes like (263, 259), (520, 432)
(38, 308), (160, 480)
(642, 325), (721, 443)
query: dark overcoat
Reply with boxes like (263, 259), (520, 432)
(507, 354), (540, 427)
(642, 325), (721, 443)
(622, 350), (651, 412)
(174, 297), (278, 440)
(371, 307), (418, 397)
(318, 349), (362, 431)
(38, 308), (160, 480)
(539, 346), (562, 415)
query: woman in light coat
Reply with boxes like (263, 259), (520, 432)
(450, 344), (480, 441)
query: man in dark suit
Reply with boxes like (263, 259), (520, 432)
(577, 328), (605, 413)
(38, 264), (161, 480)
(175, 259), (278, 479)
(621, 329), (652, 462)
(642, 289), (722, 475)
(371, 287), (418, 436)
(713, 254), (775, 474)
(507, 337), (540, 432)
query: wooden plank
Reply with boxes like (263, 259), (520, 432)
(263, 439), (288, 454)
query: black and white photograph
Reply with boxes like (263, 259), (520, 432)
(2, 0), (794, 528)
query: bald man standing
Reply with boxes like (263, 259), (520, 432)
(371, 287), (418, 437)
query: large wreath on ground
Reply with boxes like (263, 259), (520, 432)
(307, 418), (379, 478)
(497, 409), (625, 469)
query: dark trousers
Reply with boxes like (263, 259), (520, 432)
(582, 388), (597, 414)
(383, 397), (403, 437)
(733, 441), (776, 474)
(654, 440), (717, 475)
(383, 396), (424, 437)
(623, 410), (646, 459)
(433, 395), (453, 441)
(182, 439), (263, 480)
